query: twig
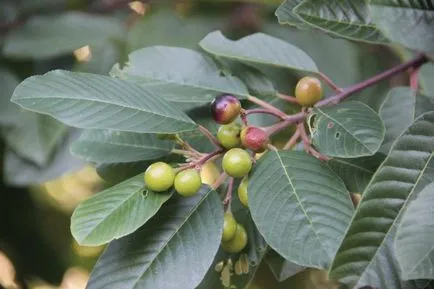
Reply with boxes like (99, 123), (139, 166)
(316, 53), (429, 107)
(298, 122), (330, 161)
(318, 72), (343, 92)
(211, 172), (228, 190)
(180, 149), (224, 170)
(264, 112), (307, 136)
(244, 108), (285, 119)
(198, 125), (222, 149)
(223, 177), (234, 207)
(283, 129), (301, 150)
(247, 95), (287, 119)
(276, 93), (300, 105)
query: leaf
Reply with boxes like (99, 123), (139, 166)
(71, 174), (172, 246)
(420, 63), (434, 97)
(329, 112), (434, 288)
(0, 67), (21, 126)
(12, 70), (197, 134)
(311, 101), (385, 158)
(87, 186), (223, 289)
(249, 150), (354, 269)
(2, 113), (68, 166)
(327, 153), (385, 193)
(96, 161), (152, 185)
(379, 87), (416, 153)
(73, 42), (120, 75)
(71, 130), (173, 163)
(275, 0), (307, 28)
(228, 63), (277, 97)
(3, 130), (85, 186)
(3, 12), (125, 59)
(396, 182), (434, 280)
(111, 46), (249, 108)
(199, 31), (319, 74)
(369, 1), (434, 53)
(293, 0), (389, 44)
(266, 250), (305, 282)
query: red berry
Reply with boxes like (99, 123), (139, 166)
(211, 94), (241, 124)
(240, 126), (269, 153)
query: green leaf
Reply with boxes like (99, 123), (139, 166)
(293, 0), (389, 44)
(3, 130), (85, 186)
(228, 63), (278, 97)
(3, 12), (125, 59)
(12, 70), (197, 134)
(71, 130), (173, 163)
(111, 46), (249, 108)
(2, 113), (68, 166)
(96, 161), (152, 185)
(396, 182), (434, 280)
(275, 0), (307, 28)
(0, 67), (21, 126)
(87, 186), (223, 289)
(199, 31), (318, 74)
(311, 101), (385, 158)
(73, 42), (120, 75)
(249, 150), (354, 269)
(329, 112), (434, 288)
(420, 63), (434, 97)
(327, 153), (385, 193)
(379, 87), (416, 153)
(266, 250), (305, 282)
(71, 174), (172, 246)
(369, 1), (434, 53)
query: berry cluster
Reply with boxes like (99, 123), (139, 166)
(142, 76), (324, 254)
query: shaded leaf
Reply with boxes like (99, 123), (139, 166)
(96, 161), (151, 185)
(266, 250), (305, 282)
(369, 1), (434, 53)
(275, 0), (307, 28)
(329, 112), (434, 288)
(12, 70), (197, 133)
(0, 67), (21, 126)
(249, 150), (354, 269)
(71, 174), (172, 246)
(3, 12), (125, 59)
(71, 130), (173, 163)
(293, 0), (389, 44)
(311, 101), (385, 158)
(87, 186), (223, 289)
(199, 31), (318, 73)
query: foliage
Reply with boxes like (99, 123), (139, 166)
(1, 0), (434, 289)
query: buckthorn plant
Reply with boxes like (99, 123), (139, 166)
(3, 1), (434, 289)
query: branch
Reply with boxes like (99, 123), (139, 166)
(316, 53), (429, 107)
(247, 95), (287, 119)
(198, 125), (222, 149)
(244, 108), (284, 119)
(264, 112), (307, 136)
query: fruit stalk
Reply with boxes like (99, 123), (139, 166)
(318, 72), (343, 92)
(316, 53), (429, 107)
(198, 125), (222, 149)
(244, 108), (285, 118)
(247, 95), (287, 119)
(264, 111), (307, 136)
(276, 93), (299, 104)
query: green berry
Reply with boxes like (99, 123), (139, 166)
(174, 169), (202, 197)
(144, 162), (175, 192)
(222, 213), (237, 242)
(222, 224), (248, 253)
(238, 177), (248, 207)
(295, 76), (323, 107)
(222, 148), (252, 178)
(217, 123), (241, 149)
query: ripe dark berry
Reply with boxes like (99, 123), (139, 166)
(222, 148), (252, 178)
(295, 76), (323, 106)
(222, 212), (237, 242)
(174, 169), (202, 197)
(211, 94), (241, 124)
(238, 177), (248, 207)
(221, 224), (248, 253)
(217, 123), (241, 149)
(144, 162), (175, 192)
(240, 126), (269, 153)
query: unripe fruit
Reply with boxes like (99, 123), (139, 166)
(217, 123), (241, 149)
(238, 177), (248, 207)
(222, 213), (237, 242)
(222, 148), (252, 178)
(295, 76), (323, 106)
(211, 94), (241, 124)
(144, 162), (175, 192)
(174, 169), (202, 197)
(222, 224), (248, 253)
(240, 126), (269, 153)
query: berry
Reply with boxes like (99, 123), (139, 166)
(222, 148), (252, 178)
(222, 213), (237, 242)
(174, 169), (202, 197)
(295, 76), (323, 106)
(222, 224), (248, 253)
(211, 94), (241, 124)
(240, 126), (269, 153)
(217, 123), (241, 149)
(238, 177), (248, 207)
(144, 162), (175, 192)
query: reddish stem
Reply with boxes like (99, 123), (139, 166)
(223, 177), (234, 207)
(247, 95), (287, 119)
(409, 67), (420, 91)
(318, 72), (344, 93)
(283, 129), (301, 150)
(276, 93), (300, 105)
(180, 149), (224, 170)
(244, 108), (285, 119)
(316, 53), (429, 107)
(198, 125), (222, 149)
(264, 112), (307, 136)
